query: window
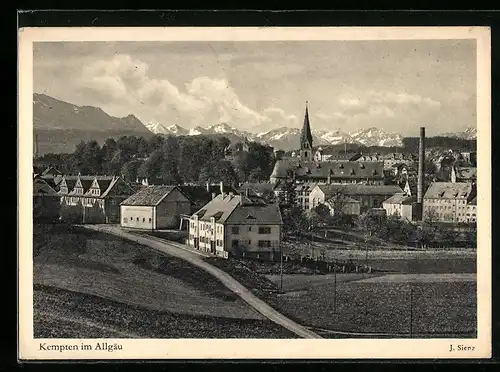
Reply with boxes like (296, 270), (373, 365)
(248, 226), (252, 232)
(248, 240), (251, 245)
(143, 218), (145, 222)
(123, 217), (128, 223)
(136, 217), (139, 222)
(149, 218), (152, 223)
(259, 227), (271, 234)
(232, 227), (239, 234)
(232, 240), (239, 248)
(258, 240), (271, 248)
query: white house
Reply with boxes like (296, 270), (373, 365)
(188, 193), (283, 260)
(120, 185), (192, 230)
(423, 182), (476, 223)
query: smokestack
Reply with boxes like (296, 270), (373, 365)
(206, 181), (210, 192)
(220, 181), (224, 198)
(417, 127), (425, 219)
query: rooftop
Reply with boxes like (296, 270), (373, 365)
(424, 182), (474, 199)
(121, 185), (183, 206)
(317, 184), (404, 198)
(383, 193), (415, 205)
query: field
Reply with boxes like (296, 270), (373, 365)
(33, 224), (294, 338)
(263, 273), (477, 338)
(207, 255), (477, 338)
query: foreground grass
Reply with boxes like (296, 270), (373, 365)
(33, 224), (295, 338)
(34, 284), (295, 339)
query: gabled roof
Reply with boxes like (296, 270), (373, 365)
(191, 193), (281, 225)
(317, 184), (404, 198)
(424, 182), (474, 199)
(121, 185), (187, 206)
(468, 196), (477, 206)
(33, 178), (58, 196)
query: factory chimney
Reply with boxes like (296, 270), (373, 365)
(417, 127), (425, 220)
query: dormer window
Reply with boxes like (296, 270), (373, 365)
(350, 169), (356, 175)
(339, 164), (344, 169)
(360, 164), (365, 169)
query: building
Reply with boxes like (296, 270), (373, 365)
(382, 193), (417, 221)
(120, 185), (192, 230)
(357, 154), (382, 162)
(309, 184), (403, 215)
(33, 176), (61, 223)
(465, 196), (477, 223)
(460, 151), (477, 166)
(178, 182), (238, 213)
(422, 182), (476, 223)
(294, 183), (317, 210)
(314, 147), (361, 162)
(187, 193), (283, 260)
(451, 166), (477, 184)
(381, 153), (417, 170)
(59, 175), (135, 223)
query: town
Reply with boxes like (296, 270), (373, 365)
(33, 103), (477, 339)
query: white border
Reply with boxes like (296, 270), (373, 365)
(18, 26), (492, 360)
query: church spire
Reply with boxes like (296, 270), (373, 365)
(300, 101), (313, 151)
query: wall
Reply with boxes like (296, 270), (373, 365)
(225, 224), (281, 259)
(155, 189), (192, 229)
(120, 205), (154, 229)
(423, 197), (469, 223)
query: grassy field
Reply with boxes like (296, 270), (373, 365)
(208, 255), (477, 338)
(34, 284), (295, 339)
(265, 275), (477, 338)
(33, 224), (294, 338)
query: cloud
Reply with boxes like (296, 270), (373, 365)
(77, 54), (299, 131)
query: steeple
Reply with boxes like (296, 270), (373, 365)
(299, 101), (313, 161)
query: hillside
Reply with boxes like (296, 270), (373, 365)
(33, 93), (151, 134)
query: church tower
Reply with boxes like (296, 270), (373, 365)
(299, 102), (313, 161)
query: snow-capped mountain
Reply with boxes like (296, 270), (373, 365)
(350, 127), (404, 147)
(255, 127), (332, 150)
(314, 129), (357, 145)
(146, 123), (189, 136)
(440, 127), (477, 140)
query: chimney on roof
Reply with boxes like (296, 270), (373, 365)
(417, 127), (425, 220)
(220, 181), (224, 198)
(245, 188), (249, 197)
(211, 192), (216, 200)
(206, 181), (210, 192)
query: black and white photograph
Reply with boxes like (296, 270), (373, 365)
(18, 26), (491, 360)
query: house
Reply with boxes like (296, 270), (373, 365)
(451, 166), (477, 184)
(382, 193), (417, 221)
(120, 185), (192, 230)
(187, 193), (283, 260)
(236, 182), (275, 202)
(423, 182), (476, 223)
(391, 163), (410, 177)
(309, 184), (404, 215)
(178, 182), (238, 213)
(33, 176), (61, 223)
(59, 175), (134, 223)
(294, 183), (317, 210)
(357, 154), (382, 162)
(309, 184), (403, 214)
(460, 151), (477, 166)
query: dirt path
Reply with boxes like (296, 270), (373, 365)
(81, 225), (322, 339)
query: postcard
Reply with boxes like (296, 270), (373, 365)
(18, 26), (491, 360)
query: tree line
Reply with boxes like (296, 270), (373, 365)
(37, 134), (276, 186)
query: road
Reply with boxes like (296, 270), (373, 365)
(81, 224), (322, 339)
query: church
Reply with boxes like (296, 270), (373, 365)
(269, 103), (385, 186)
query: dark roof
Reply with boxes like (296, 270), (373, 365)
(468, 196), (477, 206)
(271, 159), (384, 180)
(424, 182), (474, 199)
(226, 203), (283, 225)
(317, 184), (404, 199)
(178, 184), (238, 204)
(192, 194), (282, 225)
(33, 178), (58, 196)
(454, 167), (477, 180)
(121, 185), (185, 206)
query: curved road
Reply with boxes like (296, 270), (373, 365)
(81, 225), (322, 339)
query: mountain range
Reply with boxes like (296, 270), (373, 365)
(33, 93), (477, 154)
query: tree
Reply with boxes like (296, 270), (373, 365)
(281, 205), (309, 241)
(121, 159), (143, 183)
(311, 204), (331, 228)
(358, 210), (386, 237)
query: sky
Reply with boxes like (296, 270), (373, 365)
(33, 39), (477, 136)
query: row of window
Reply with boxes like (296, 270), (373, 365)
(123, 216), (152, 223)
(231, 226), (272, 234)
(231, 239), (275, 248)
